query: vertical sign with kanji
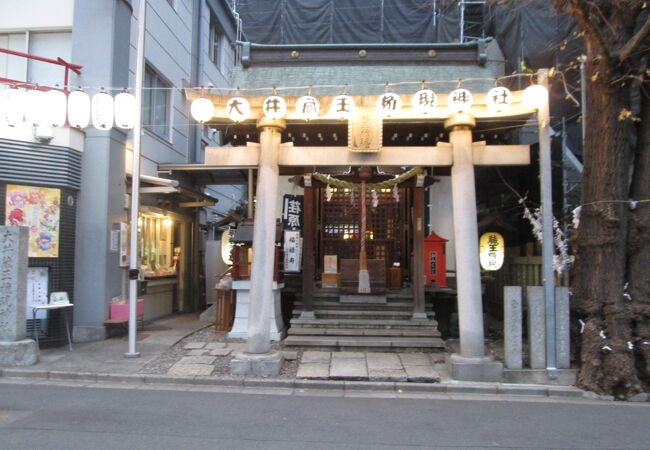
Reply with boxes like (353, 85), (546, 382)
(283, 230), (302, 272)
(282, 195), (303, 230)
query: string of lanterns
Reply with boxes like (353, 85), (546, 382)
(0, 82), (548, 131)
(191, 84), (548, 124)
(0, 87), (138, 131)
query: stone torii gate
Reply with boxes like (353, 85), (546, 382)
(197, 91), (534, 379)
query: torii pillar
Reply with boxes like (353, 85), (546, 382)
(445, 112), (503, 381)
(230, 117), (286, 376)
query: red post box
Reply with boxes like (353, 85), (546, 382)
(424, 231), (448, 287)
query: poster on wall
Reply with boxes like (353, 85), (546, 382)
(5, 184), (61, 258)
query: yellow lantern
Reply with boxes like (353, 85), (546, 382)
(91, 91), (114, 130)
(262, 95), (287, 119)
(448, 88), (473, 113)
(190, 97), (214, 123)
(221, 228), (233, 265)
(114, 92), (137, 129)
(296, 95), (320, 121)
(226, 96), (250, 122)
(479, 232), (505, 271)
(67, 90), (90, 129)
(329, 94), (355, 120)
(486, 86), (512, 113)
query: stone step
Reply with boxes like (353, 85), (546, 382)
(288, 327), (439, 337)
(291, 309), (434, 320)
(294, 301), (433, 310)
(290, 317), (438, 329)
(283, 335), (446, 352)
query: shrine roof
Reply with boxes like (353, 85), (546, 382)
(230, 39), (505, 96)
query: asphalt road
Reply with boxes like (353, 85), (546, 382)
(1, 381), (649, 450)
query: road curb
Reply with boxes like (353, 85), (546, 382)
(0, 368), (631, 401)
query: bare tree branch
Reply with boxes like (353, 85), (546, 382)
(619, 15), (650, 62)
(553, 0), (611, 60)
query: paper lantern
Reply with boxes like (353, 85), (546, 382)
(25, 89), (46, 126)
(91, 92), (114, 130)
(479, 232), (505, 271)
(114, 92), (136, 129)
(67, 90), (90, 129)
(330, 94), (355, 120)
(486, 87), (512, 113)
(190, 97), (214, 123)
(448, 88), (473, 113)
(262, 95), (287, 119)
(523, 84), (548, 111)
(44, 89), (67, 127)
(226, 96), (250, 122)
(1, 87), (25, 127)
(412, 89), (437, 114)
(221, 228), (233, 265)
(296, 95), (320, 121)
(377, 92), (402, 117)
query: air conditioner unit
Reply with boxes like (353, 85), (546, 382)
(34, 124), (54, 143)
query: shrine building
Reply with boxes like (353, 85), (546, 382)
(168, 39), (541, 380)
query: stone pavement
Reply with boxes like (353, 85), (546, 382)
(2, 313), (641, 402)
(297, 351), (442, 382)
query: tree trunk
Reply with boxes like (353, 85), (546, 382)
(629, 90), (650, 391)
(573, 56), (640, 397)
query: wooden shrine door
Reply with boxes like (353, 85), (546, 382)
(316, 186), (409, 277)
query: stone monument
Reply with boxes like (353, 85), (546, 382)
(0, 226), (38, 366)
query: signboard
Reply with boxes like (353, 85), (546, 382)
(479, 231), (505, 271)
(282, 194), (303, 229)
(26, 267), (48, 319)
(283, 229), (302, 272)
(349, 107), (382, 152)
(5, 184), (60, 258)
(324, 255), (338, 274)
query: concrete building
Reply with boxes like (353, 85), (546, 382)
(0, 0), (243, 345)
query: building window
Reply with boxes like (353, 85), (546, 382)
(209, 14), (224, 71)
(143, 65), (170, 140)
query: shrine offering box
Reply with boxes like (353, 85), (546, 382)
(322, 273), (340, 288)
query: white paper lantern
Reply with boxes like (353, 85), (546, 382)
(376, 92), (402, 117)
(25, 89), (46, 126)
(1, 87), (25, 127)
(262, 95), (287, 119)
(226, 96), (250, 122)
(330, 94), (355, 120)
(412, 89), (437, 114)
(91, 92), (114, 130)
(67, 90), (90, 129)
(114, 92), (136, 129)
(45, 89), (67, 127)
(296, 95), (320, 121)
(448, 88), (473, 113)
(486, 86), (512, 112)
(190, 97), (214, 123)
(522, 84), (548, 111)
